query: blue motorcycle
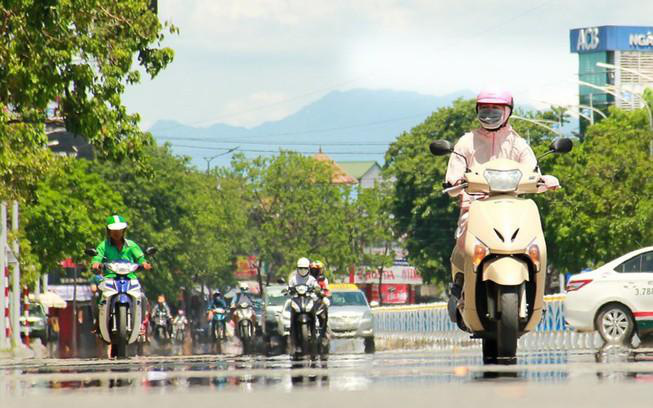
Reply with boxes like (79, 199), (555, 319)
(210, 306), (227, 353)
(86, 247), (156, 358)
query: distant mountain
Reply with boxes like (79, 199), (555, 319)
(149, 89), (475, 169)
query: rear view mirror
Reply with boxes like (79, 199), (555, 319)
(429, 140), (453, 156)
(85, 248), (98, 257)
(369, 301), (380, 308)
(145, 246), (158, 256)
(549, 138), (573, 154)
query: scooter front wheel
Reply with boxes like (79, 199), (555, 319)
(496, 286), (519, 363)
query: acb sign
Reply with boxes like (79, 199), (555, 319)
(576, 27), (600, 51)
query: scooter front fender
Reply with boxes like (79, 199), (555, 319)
(482, 257), (529, 285)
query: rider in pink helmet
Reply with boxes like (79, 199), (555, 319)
(444, 89), (560, 311)
(445, 89), (559, 200)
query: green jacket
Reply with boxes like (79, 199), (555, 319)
(92, 239), (146, 266)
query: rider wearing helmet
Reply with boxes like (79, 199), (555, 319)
(309, 260), (330, 337)
(90, 215), (152, 273)
(444, 90), (560, 317)
(152, 294), (173, 337)
(209, 290), (227, 310)
(289, 257), (318, 288)
(230, 282), (254, 309)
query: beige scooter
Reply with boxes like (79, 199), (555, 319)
(430, 138), (572, 364)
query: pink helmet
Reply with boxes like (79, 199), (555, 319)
(476, 90), (514, 112)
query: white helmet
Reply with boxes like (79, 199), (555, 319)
(239, 282), (249, 292)
(297, 257), (310, 277)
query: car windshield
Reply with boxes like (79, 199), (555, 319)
(330, 291), (368, 307)
(266, 294), (287, 306)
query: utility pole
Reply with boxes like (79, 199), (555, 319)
(11, 201), (20, 346)
(0, 203), (7, 349)
(203, 146), (240, 173)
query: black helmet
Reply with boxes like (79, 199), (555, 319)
(213, 290), (221, 298)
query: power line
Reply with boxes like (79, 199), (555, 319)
(169, 144), (388, 155)
(160, 138), (392, 146)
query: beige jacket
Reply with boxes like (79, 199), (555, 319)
(445, 125), (559, 206)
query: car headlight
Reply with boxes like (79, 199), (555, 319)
(483, 169), (522, 193)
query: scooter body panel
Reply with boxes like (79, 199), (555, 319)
(459, 195), (547, 334)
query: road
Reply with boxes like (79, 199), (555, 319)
(2, 342), (653, 407)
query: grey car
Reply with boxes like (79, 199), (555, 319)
(328, 288), (375, 353)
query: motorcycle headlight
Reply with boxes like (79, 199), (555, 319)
(483, 169), (522, 193)
(291, 302), (301, 312)
(306, 300), (314, 310)
(295, 285), (308, 295)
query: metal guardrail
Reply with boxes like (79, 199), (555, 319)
(372, 295), (603, 350)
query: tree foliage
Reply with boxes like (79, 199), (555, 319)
(538, 107), (653, 273)
(0, 0), (176, 200)
(22, 157), (125, 273)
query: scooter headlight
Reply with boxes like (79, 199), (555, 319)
(483, 169), (522, 193)
(291, 301), (301, 312)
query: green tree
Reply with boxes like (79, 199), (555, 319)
(233, 151), (356, 279)
(384, 98), (477, 283)
(538, 107), (653, 274)
(93, 144), (236, 300)
(0, 0), (176, 200)
(22, 157), (126, 274)
(350, 182), (396, 304)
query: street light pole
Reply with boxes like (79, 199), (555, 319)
(594, 62), (653, 130)
(203, 146), (240, 173)
(577, 80), (653, 130)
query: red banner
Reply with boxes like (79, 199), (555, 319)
(368, 284), (409, 304)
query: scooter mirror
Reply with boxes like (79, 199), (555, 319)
(429, 140), (453, 156)
(549, 138), (573, 154)
(85, 248), (98, 257)
(145, 246), (158, 256)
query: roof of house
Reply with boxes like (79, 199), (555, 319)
(313, 151), (358, 184)
(336, 161), (381, 180)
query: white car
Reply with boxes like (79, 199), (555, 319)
(564, 246), (653, 344)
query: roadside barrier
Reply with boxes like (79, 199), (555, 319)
(372, 295), (603, 350)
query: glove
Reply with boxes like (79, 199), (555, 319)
(538, 175), (560, 193)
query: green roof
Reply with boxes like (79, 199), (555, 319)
(336, 161), (380, 180)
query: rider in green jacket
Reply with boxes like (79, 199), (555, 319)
(91, 215), (152, 277)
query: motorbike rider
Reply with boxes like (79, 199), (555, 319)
(208, 290), (228, 335)
(288, 257), (320, 347)
(172, 309), (188, 337)
(230, 282), (254, 309)
(444, 90), (560, 315)
(309, 260), (330, 337)
(89, 215), (151, 350)
(152, 294), (173, 337)
(91, 215), (152, 273)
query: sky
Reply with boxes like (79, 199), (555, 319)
(123, 0), (653, 130)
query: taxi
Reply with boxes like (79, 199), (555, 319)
(564, 247), (653, 344)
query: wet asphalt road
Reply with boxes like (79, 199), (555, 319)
(3, 341), (653, 407)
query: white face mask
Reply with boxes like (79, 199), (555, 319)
(478, 106), (507, 130)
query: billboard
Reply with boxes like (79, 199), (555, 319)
(350, 262), (422, 285)
(234, 256), (258, 280)
(367, 284), (409, 305)
(570, 26), (653, 54)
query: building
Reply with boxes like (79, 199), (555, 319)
(337, 161), (383, 189)
(313, 150), (357, 185)
(570, 26), (653, 131)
